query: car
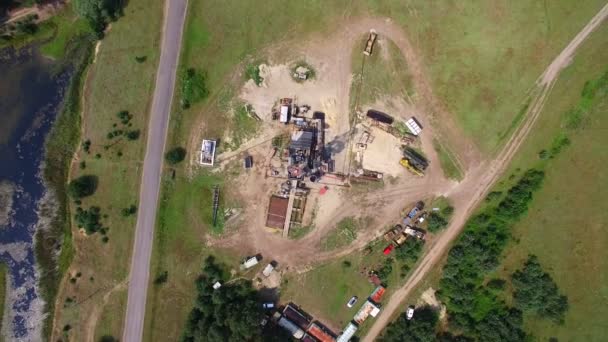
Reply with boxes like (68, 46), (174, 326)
(347, 296), (358, 308)
(262, 302), (275, 309)
(406, 305), (415, 320)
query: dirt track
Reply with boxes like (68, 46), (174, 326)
(363, 4), (608, 340)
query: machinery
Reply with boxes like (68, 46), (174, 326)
(363, 29), (378, 56)
(400, 158), (424, 176)
(400, 147), (428, 176)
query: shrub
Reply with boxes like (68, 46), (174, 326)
(74, 206), (103, 234)
(126, 130), (141, 141)
(121, 204), (137, 217)
(165, 147), (187, 165)
(381, 306), (438, 342)
(427, 212), (448, 232)
(180, 68), (209, 109)
(154, 271), (169, 285)
(74, 0), (123, 34)
(246, 64), (263, 86)
(68, 175), (98, 199)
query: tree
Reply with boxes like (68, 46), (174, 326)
(182, 256), (264, 342)
(74, 0), (123, 34)
(427, 212), (448, 232)
(165, 147), (187, 165)
(381, 306), (438, 342)
(68, 175), (98, 199)
(512, 255), (568, 322)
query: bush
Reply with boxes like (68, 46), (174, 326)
(74, 0), (123, 34)
(180, 68), (209, 109)
(427, 212), (448, 232)
(154, 271), (168, 285)
(74, 206), (103, 234)
(121, 205), (137, 217)
(246, 64), (263, 86)
(68, 175), (98, 199)
(165, 147), (187, 165)
(126, 130), (141, 140)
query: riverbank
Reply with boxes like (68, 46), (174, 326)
(36, 33), (96, 339)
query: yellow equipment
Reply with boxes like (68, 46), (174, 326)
(400, 158), (424, 176)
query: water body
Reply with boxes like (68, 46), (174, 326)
(0, 47), (71, 341)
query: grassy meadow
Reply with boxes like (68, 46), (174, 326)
(380, 18), (608, 342)
(143, 0), (608, 340)
(52, 0), (164, 340)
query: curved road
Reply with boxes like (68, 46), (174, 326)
(122, 0), (188, 341)
(363, 3), (608, 341)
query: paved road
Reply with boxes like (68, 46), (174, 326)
(362, 4), (608, 341)
(121, 0), (188, 341)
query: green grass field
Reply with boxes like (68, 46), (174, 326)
(487, 23), (608, 341)
(384, 20), (608, 341)
(53, 0), (164, 340)
(433, 139), (464, 181)
(144, 1), (608, 340)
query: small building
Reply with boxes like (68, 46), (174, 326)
(280, 98), (293, 123)
(278, 317), (305, 339)
(307, 322), (337, 342)
(244, 155), (253, 169)
(405, 117), (423, 136)
(283, 303), (312, 330)
(243, 256), (259, 269)
(266, 195), (289, 230)
(353, 300), (380, 325)
(337, 323), (358, 342)
(212, 281), (222, 290)
(369, 286), (386, 303)
(262, 263), (275, 277)
(199, 139), (217, 166)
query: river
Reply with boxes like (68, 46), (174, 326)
(0, 46), (71, 341)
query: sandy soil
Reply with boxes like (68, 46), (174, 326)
(359, 127), (406, 177)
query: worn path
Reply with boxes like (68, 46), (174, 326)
(121, 0), (188, 341)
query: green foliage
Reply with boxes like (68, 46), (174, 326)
(485, 191), (502, 202)
(182, 256), (263, 342)
(74, 206), (103, 234)
(126, 129), (141, 140)
(342, 260), (352, 268)
(512, 255), (569, 323)
(549, 133), (571, 157)
(82, 139), (91, 153)
(117, 110), (133, 125)
(73, 0), (123, 34)
(246, 64), (263, 86)
(381, 306), (438, 342)
(427, 212), (448, 232)
(394, 238), (423, 264)
(165, 147), (187, 165)
(121, 204), (137, 217)
(154, 271), (168, 285)
(67, 175), (98, 199)
(180, 68), (209, 109)
(376, 257), (394, 281)
(486, 278), (506, 291)
(438, 169), (545, 338)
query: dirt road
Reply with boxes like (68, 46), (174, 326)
(363, 4), (608, 341)
(121, 0), (188, 341)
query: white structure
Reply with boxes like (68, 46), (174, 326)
(262, 263), (274, 277)
(212, 281), (222, 290)
(337, 323), (358, 342)
(199, 139), (216, 166)
(405, 117), (423, 136)
(243, 256), (259, 269)
(280, 105), (290, 123)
